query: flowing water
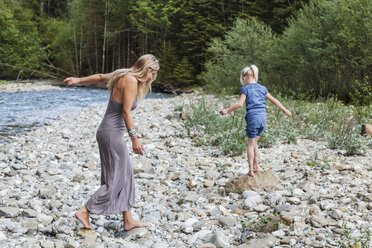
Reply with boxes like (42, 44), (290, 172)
(0, 85), (171, 143)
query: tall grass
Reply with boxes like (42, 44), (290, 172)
(177, 95), (371, 156)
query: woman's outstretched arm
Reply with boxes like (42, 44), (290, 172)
(64, 72), (114, 86)
(220, 94), (246, 116)
(266, 93), (292, 118)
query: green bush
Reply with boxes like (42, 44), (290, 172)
(268, 0), (372, 102)
(181, 94), (371, 156)
(201, 17), (275, 94)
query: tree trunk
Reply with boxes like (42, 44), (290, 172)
(73, 19), (79, 75)
(102, 0), (108, 73)
(79, 27), (83, 76)
(127, 30), (130, 67)
(94, 16), (98, 73)
(118, 33), (121, 68)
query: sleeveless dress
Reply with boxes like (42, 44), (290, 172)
(85, 96), (137, 214)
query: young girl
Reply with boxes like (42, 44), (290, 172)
(220, 65), (292, 176)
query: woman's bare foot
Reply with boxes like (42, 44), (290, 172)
(248, 171), (254, 177)
(74, 206), (93, 230)
(124, 219), (149, 231)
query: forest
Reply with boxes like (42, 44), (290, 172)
(0, 0), (371, 103)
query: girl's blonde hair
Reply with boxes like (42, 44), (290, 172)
(108, 54), (160, 100)
(240, 65), (259, 85)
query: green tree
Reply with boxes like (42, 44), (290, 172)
(0, 6), (42, 78)
(201, 18), (275, 93)
(268, 0), (372, 102)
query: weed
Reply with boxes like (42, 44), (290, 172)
(182, 94), (370, 156)
(338, 221), (371, 248)
(242, 216), (279, 233)
(306, 152), (330, 171)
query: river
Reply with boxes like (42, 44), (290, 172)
(0, 85), (171, 143)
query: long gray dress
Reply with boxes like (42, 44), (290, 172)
(85, 96), (137, 215)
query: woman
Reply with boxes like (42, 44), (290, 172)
(64, 54), (160, 230)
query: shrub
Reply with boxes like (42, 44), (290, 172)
(268, 0), (372, 102)
(201, 17), (275, 94)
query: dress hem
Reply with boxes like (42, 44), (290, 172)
(85, 203), (135, 215)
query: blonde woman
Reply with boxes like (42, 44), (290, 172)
(220, 65), (291, 176)
(64, 54), (159, 230)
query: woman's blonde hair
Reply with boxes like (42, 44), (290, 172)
(240, 65), (259, 85)
(108, 54), (160, 100)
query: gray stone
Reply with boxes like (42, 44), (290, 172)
(41, 240), (55, 248)
(209, 231), (229, 248)
(274, 204), (294, 214)
(216, 216), (237, 227)
(104, 221), (120, 231)
(238, 234), (276, 248)
(272, 229), (285, 238)
(65, 238), (79, 248)
(254, 204), (269, 213)
(114, 227), (148, 240)
(52, 217), (77, 234)
(0, 207), (19, 217)
(243, 191), (263, 209)
(287, 197), (300, 205)
(37, 212), (54, 224)
(22, 209), (39, 218)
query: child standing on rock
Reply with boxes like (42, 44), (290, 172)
(220, 65), (292, 176)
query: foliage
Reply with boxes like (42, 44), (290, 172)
(180, 94), (371, 156)
(0, 0), (307, 90)
(201, 18), (275, 94)
(268, 0), (372, 102)
(328, 117), (368, 155)
(339, 221), (371, 248)
(350, 77), (372, 106)
(306, 151), (330, 171)
(0, 6), (43, 78)
(242, 215), (279, 233)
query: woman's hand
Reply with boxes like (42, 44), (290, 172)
(220, 109), (228, 116)
(63, 77), (80, 87)
(131, 136), (144, 155)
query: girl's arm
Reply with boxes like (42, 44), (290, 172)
(63, 72), (114, 86)
(266, 93), (292, 118)
(220, 94), (246, 116)
(121, 76), (145, 155)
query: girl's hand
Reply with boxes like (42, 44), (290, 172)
(131, 136), (144, 155)
(220, 109), (228, 116)
(286, 110), (292, 118)
(63, 77), (80, 87)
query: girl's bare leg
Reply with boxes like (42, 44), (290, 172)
(123, 209), (149, 231)
(247, 137), (256, 176)
(75, 206), (93, 230)
(253, 136), (260, 172)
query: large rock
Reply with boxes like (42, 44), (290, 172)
(225, 170), (280, 194)
(361, 124), (372, 136)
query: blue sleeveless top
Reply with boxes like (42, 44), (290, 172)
(240, 83), (268, 113)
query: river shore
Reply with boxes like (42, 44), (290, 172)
(0, 89), (371, 247)
(0, 81), (64, 93)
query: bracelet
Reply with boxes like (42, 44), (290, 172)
(128, 127), (137, 137)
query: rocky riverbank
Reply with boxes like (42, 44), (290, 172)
(0, 93), (371, 248)
(0, 81), (64, 93)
